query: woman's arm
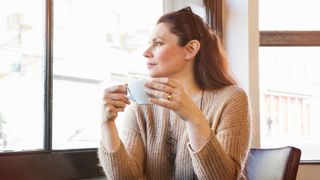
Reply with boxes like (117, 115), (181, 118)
(99, 85), (145, 179)
(101, 84), (129, 152)
(101, 121), (121, 152)
(145, 78), (251, 179)
(184, 106), (211, 151)
(98, 130), (145, 180)
(188, 88), (251, 180)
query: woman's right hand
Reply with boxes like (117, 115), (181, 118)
(102, 84), (130, 123)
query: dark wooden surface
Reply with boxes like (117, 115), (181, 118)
(0, 149), (105, 180)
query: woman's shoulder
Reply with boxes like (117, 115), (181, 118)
(208, 85), (246, 96)
(205, 85), (248, 103)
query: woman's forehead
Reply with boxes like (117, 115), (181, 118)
(149, 23), (177, 41)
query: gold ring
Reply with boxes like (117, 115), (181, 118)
(167, 94), (172, 100)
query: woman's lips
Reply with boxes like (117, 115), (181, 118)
(147, 63), (156, 69)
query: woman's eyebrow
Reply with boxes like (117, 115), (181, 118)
(148, 37), (163, 44)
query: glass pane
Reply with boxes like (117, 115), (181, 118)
(0, 0), (45, 151)
(52, 0), (163, 149)
(259, 47), (320, 160)
(260, 0), (320, 30)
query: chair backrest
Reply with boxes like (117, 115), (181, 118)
(245, 146), (301, 180)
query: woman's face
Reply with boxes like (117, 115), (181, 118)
(143, 23), (189, 78)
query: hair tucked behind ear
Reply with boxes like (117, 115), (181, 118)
(157, 8), (237, 90)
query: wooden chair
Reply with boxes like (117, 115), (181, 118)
(245, 146), (301, 180)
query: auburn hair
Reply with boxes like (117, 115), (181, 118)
(157, 8), (237, 90)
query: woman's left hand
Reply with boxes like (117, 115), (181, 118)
(145, 78), (202, 122)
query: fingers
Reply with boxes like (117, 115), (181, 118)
(104, 84), (130, 103)
(104, 103), (125, 113)
(149, 77), (179, 88)
(145, 82), (173, 94)
(149, 97), (174, 109)
(145, 78), (182, 104)
(110, 99), (127, 109)
(105, 93), (130, 105)
(102, 84), (130, 122)
(145, 78), (179, 94)
(145, 78), (190, 112)
(104, 84), (128, 94)
(145, 88), (171, 100)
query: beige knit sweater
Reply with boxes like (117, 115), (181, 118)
(98, 85), (252, 180)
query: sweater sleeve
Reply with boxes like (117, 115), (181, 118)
(98, 104), (146, 180)
(188, 88), (251, 180)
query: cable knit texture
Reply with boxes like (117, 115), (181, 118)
(98, 85), (252, 180)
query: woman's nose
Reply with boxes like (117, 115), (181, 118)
(143, 48), (153, 58)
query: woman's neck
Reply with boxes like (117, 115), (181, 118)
(169, 59), (203, 99)
(170, 73), (202, 100)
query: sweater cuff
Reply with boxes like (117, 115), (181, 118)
(187, 129), (225, 157)
(98, 141), (131, 179)
(187, 130), (236, 179)
(187, 130), (213, 153)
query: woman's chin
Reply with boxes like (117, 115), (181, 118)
(148, 72), (167, 78)
(149, 74), (161, 78)
(148, 71), (159, 78)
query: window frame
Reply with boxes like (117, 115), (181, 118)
(260, 29), (320, 164)
(204, 0), (223, 37)
(260, 31), (320, 46)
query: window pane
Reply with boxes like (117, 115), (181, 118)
(259, 47), (320, 160)
(260, 0), (320, 30)
(0, 0), (45, 151)
(52, 0), (163, 149)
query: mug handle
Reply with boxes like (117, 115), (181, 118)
(127, 87), (136, 101)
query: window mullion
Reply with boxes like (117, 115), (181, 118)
(44, 0), (53, 150)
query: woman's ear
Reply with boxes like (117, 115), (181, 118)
(184, 40), (200, 61)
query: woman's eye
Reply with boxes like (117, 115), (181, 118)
(154, 42), (162, 46)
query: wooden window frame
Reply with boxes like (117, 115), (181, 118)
(260, 31), (320, 46)
(204, 0), (223, 37)
(260, 29), (320, 163)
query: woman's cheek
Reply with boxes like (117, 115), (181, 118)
(157, 48), (174, 63)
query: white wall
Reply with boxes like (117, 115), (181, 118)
(222, 0), (320, 179)
(223, 0), (260, 147)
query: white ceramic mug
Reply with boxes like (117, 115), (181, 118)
(127, 79), (151, 105)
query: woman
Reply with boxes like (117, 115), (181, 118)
(98, 7), (251, 180)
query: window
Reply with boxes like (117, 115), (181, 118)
(1, 0), (213, 152)
(0, 0), (45, 151)
(0, 0), (164, 152)
(259, 0), (320, 161)
(52, 0), (163, 149)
